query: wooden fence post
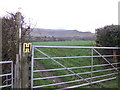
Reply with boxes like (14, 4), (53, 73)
(118, 49), (120, 89)
(14, 12), (29, 88)
(113, 50), (117, 67)
(14, 12), (22, 88)
(113, 49), (120, 88)
(21, 53), (29, 88)
(0, 17), (2, 86)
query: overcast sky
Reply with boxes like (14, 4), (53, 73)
(0, 0), (119, 33)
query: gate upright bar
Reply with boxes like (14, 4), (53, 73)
(31, 45), (35, 88)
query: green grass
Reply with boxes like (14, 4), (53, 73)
(32, 41), (118, 88)
(33, 41), (96, 46)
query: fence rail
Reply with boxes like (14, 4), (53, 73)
(33, 62), (120, 72)
(33, 45), (120, 49)
(31, 45), (120, 88)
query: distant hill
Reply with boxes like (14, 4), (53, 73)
(31, 28), (95, 41)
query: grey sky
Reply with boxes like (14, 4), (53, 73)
(0, 0), (119, 33)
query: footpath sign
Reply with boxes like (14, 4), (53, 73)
(23, 43), (32, 53)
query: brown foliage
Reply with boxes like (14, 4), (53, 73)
(2, 12), (31, 62)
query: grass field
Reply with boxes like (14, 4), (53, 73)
(33, 41), (96, 46)
(32, 41), (118, 89)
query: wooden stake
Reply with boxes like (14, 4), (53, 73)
(0, 17), (2, 86)
(21, 53), (29, 88)
(14, 12), (29, 88)
(113, 50), (117, 67)
(14, 12), (22, 88)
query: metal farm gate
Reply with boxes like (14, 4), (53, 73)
(31, 45), (120, 89)
(0, 61), (13, 89)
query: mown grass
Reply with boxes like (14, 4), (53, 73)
(32, 41), (118, 88)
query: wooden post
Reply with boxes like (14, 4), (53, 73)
(14, 12), (29, 88)
(21, 43), (32, 88)
(113, 49), (120, 88)
(21, 53), (29, 88)
(14, 54), (21, 88)
(113, 50), (117, 67)
(0, 18), (2, 86)
(118, 49), (120, 89)
(14, 12), (22, 88)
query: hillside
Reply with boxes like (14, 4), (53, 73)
(31, 28), (95, 41)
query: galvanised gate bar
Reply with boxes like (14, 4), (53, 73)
(31, 45), (120, 89)
(0, 61), (13, 89)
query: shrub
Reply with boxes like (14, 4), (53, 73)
(95, 25), (120, 65)
(96, 25), (120, 47)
